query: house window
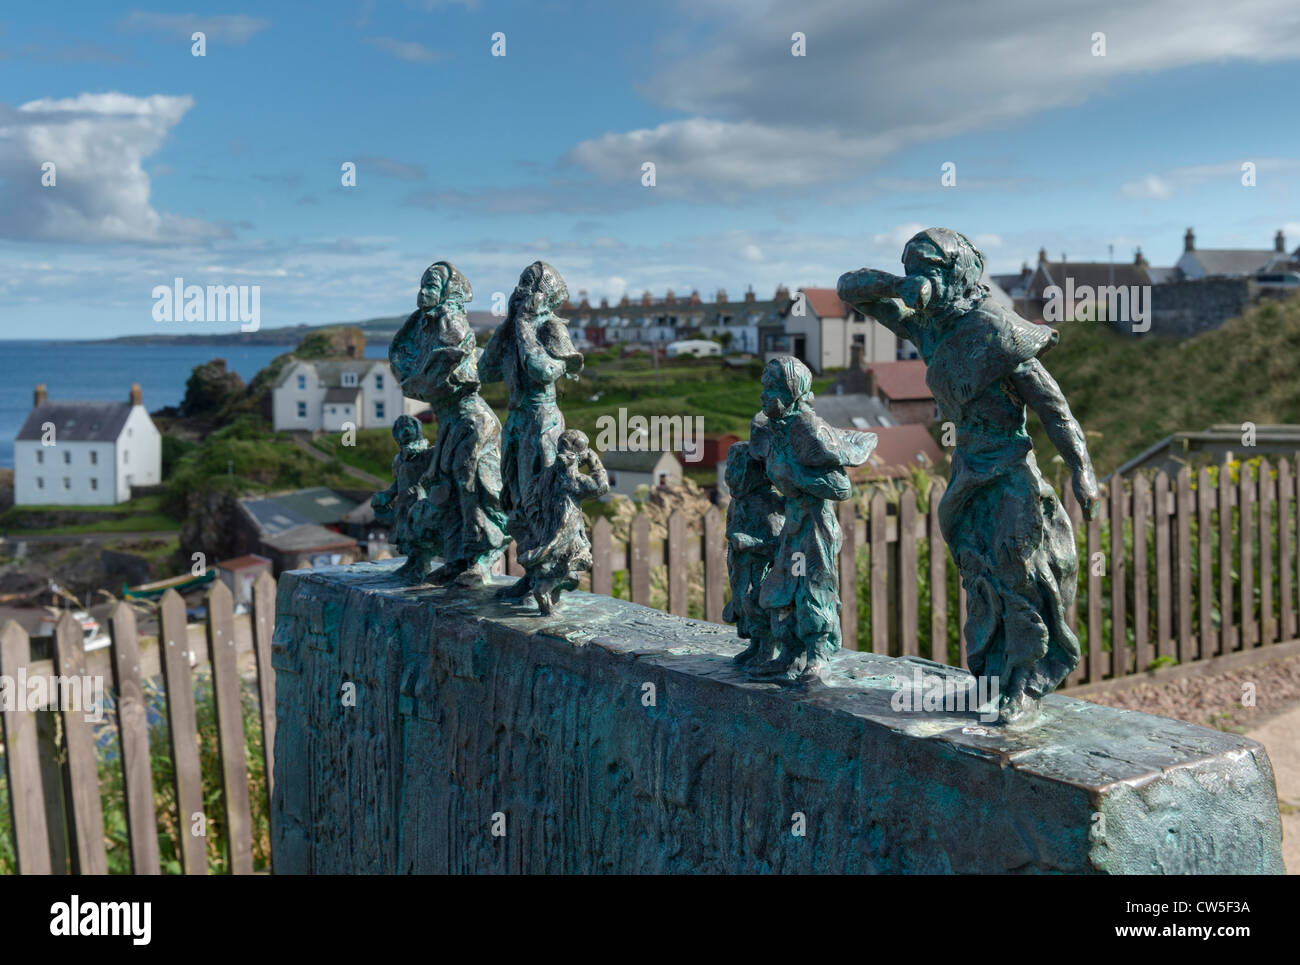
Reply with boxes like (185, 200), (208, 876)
(329, 406), (337, 415)
(90, 451), (98, 465)
(297, 374), (307, 390)
(35, 450), (43, 464)
(297, 401), (307, 419)
(342, 372), (358, 387)
(375, 401), (385, 420)
(375, 373), (384, 390)
(36, 477), (44, 489)
(63, 477), (70, 490)
(90, 478), (98, 491)
(63, 450), (71, 464)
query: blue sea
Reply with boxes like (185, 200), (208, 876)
(0, 340), (390, 468)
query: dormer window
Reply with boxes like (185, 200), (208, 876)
(342, 372), (358, 387)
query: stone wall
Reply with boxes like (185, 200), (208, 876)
(1122, 277), (1254, 336)
(270, 559), (1285, 874)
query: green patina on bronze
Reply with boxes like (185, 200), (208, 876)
(730, 357), (875, 683)
(378, 261), (508, 586)
(479, 261), (584, 605)
(838, 228), (1101, 724)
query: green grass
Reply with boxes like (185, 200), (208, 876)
(311, 428), (396, 479)
(1, 493), (181, 534)
(1028, 294), (1300, 474)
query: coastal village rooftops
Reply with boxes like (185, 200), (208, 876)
(16, 400), (134, 443)
(866, 360), (932, 402)
(850, 424), (945, 480)
(272, 359), (382, 389)
(600, 449), (680, 473)
(797, 288), (852, 319)
(239, 487), (359, 535)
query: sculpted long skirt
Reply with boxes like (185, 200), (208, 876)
(940, 449), (1081, 704)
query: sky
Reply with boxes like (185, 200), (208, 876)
(3, 0), (1300, 339)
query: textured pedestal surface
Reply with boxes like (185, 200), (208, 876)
(271, 559), (1285, 874)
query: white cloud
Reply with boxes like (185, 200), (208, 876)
(568, 0), (1300, 195)
(0, 92), (225, 244)
(567, 118), (898, 193)
(117, 11), (270, 44)
(367, 37), (440, 62)
(1121, 175), (1174, 200)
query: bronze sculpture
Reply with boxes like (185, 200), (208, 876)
(382, 261), (508, 585)
(515, 429), (609, 613)
(742, 358), (875, 683)
(479, 261), (584, 600)
(838, 228), (1100, 723)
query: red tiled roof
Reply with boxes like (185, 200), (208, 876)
(801, 288), (849, 319)
(850, 424), (945, 480)
(216, 554), (273, 570)
(867, 360), (932, 401)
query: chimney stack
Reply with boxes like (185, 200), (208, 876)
(715, 288), (727, 304)
(1184, 227), (1195, 252)
(1276, 229), (1286, 253)
(744, 285), (755, 304)
(33, 384), (47, 407)
(1038, 247), (1048, 264)
(130, 383), (143, 406)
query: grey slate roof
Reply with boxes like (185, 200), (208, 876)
(808, 393), (893, 431)
(274, 359), (381, 389)
(262, 523), (357, 553)
(239, 487), (359, 533)
(600, 449), (678, 472)
(1189, 250), (1282, 276)
(323, 387), (361, 404)
(16, 401), (133, 443)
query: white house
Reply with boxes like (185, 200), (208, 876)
(767, 288), (898, 374)
(665, 339), (721, 359)
(600, 449), (682, 499)
(14, 384), (162, 506)
(1174, 227), (1289, 280)
(272, 359), (426, 432)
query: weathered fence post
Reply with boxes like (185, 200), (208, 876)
(0, 621), (51, 874)
(108, 602), (161, 875)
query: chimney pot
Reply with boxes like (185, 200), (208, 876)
(1185, 227), (1195, 252)
(1276, 229), (1286, 253)
(33, 384), (47, 407)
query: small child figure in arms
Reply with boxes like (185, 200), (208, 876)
(721, 442), (785, 666)
(370, 414), (437, 583)
(516, 429), (610, 614)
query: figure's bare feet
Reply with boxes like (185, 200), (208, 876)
(997, 693), (1040, 727)
(496, 576), (534, 599)
(393, 557), (431, 585)
(733, 640), (778, 666)
(452, 563), (490, 587)
(795, 659), (829, 684)
(749, 651), (804, 682)
(427, 562), (465, 586)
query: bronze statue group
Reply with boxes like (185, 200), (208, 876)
(372, 229), (1100, 724)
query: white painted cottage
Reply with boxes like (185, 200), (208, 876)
(13, 384), (162, 506)
(272, 359), (426, 432)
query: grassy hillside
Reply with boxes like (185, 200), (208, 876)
(1028, 294), (1300, 474)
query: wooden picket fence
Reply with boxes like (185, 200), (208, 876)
(0, 574), (276, 875)
(5, 455), (1299, 874)
(506, 455), (1300, 689)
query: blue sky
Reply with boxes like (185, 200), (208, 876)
(3, 0), (1300, 338)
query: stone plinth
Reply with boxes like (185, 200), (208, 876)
(270, 559), (1285, 874)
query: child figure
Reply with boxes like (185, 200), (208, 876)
(515, 429), (609, 615)
(721, 441), (785, 666)
(371, 415), (437, 583)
